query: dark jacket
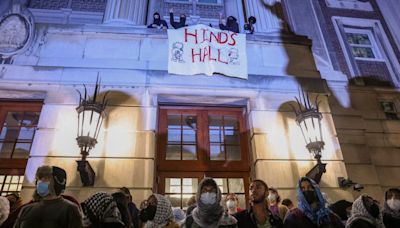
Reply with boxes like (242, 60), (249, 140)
(233, 207), (283, 228)
(283, 208), (344, 228)
(147, 13), (168, 29)
(383, 213), (400, 228)
(170, 13), (187, 29)
(127, 202), (139, 228)
(219, 16), (239, 33)
(13, 197), (82, 228)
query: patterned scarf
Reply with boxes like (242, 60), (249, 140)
(192, 178), (224, 227)
(145, 194), (174, 228)
(346, 194), (385, 228)
(81, 192), (124, 226)
(297, 177), (332, 226)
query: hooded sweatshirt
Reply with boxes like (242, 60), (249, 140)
(183, 178), (237, 228)
(144, 194), (177, 228)
(170, 13), (187, 29)
(147, 12), (168, 29)
(219, 16), (239, 33)
(346, 194), (385, 228)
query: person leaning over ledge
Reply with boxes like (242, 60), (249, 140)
(147, 12), (168, 29)
(13, 165), (83, 228)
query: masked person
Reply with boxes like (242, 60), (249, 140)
(13, 165), (82, 228)
(119, 187), (140, 228)
(346, 194), (384, 228)
(169, 8), (187, 29)
(81, 192), (125, 228)
(234, 180), (283, 228)
(225, 193), (243, 215)
(268, 187), (289, 221)
(383, 188), (400, 228)
(139, 193), (178, 228)
(182, 177), (237, 228)
(284, 177), (343, 228)
(244, 16), (256, 34)
(147, 12), (168, 29)
(219, 14), (239, 33)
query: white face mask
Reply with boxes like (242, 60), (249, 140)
(387, 198), (400, 211)
(226, 200), (236, 209)
(200, 192), (217, 205)
(267, 194), (277, 202)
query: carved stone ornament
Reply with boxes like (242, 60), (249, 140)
(0, 11), (35, 57)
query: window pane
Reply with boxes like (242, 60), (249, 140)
(21, 112), (40, 126)
(237, 194), (246, 209)
(12, 143), (31, 158)
(182, 130), (196, 143)
(228, 178), (244, 193)
(166, 145), (181, 160)
(351, 47), (375, 58)
(226, 146), (240, 160)
(182, 194), (195, 209)
(167, 115), (181, 128)
(168, 129), (181, 143)
(210, 144), (224, 160)
(183, 178), (198, 193)
(209, 129), (222, 143)
(224, 130), (239, 145)
(182, 145), (197, 160)
(5, 112), (23, 126)
(0, 142), (14, 158)
(209, 115), (223, 128)
(182, 115), (197, 130)
(165, 178), (181, 193)
(18, 127), (35, 140)
(346, 33), (371, 45)
(0, 127), (19, 140)
(214, 178), (228, 193)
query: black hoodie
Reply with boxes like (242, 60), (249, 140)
(170, 12), (187, 29)
(147, 12), (168, 29)
(219, 16), (239, 33)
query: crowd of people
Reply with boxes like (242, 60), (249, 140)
(147, 10), (256, 34)
(0, 165), (399, 228)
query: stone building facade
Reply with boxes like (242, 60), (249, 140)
(0, 0), (398, 207)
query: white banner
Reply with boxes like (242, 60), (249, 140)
(168, 24), (247, 79)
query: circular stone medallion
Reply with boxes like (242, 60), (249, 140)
(0, 13), (33, 56)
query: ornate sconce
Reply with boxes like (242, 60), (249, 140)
(293, 91), (326, 183)
(76, 78), (108, 186)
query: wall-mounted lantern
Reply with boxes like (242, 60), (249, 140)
(76, 78), (108, 186)
(292, 91), (326, 183)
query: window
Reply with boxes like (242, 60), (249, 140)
(163, 0), (223, 19)
(345, 28), (381, 60)
(157, 106), (250, 209)
(0, 175), (24, 196)
(380, 101), (399, 120)
(0, 101), (42, 195)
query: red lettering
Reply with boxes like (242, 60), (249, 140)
(209, 31), (220, 43)
(218, 49), (228, 64)
(208, 46), (217, 62)
(219, 32), (229, 44)
(192, 48), (202, 62)
(185, 28), (198, 44)
(228, 33), (237, 46)
(203, 46), (209, 62)
(201, 28), (207, 44)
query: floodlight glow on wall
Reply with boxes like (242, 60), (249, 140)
(76, 78), (108, 186)
(292, 90), (326, 183)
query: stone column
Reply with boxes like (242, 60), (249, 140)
(244, 0), (286, 34)
(103, 0), (147, 25)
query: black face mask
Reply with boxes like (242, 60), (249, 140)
(303, 190), (317, 205)
(368, 203), (380, 218)
(139, 205), (157, 222)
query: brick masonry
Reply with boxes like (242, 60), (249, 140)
(316, 0), (400, 86)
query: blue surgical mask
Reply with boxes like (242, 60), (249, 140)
(37, 181), (50, 197)
(200, 192), (217, 205)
